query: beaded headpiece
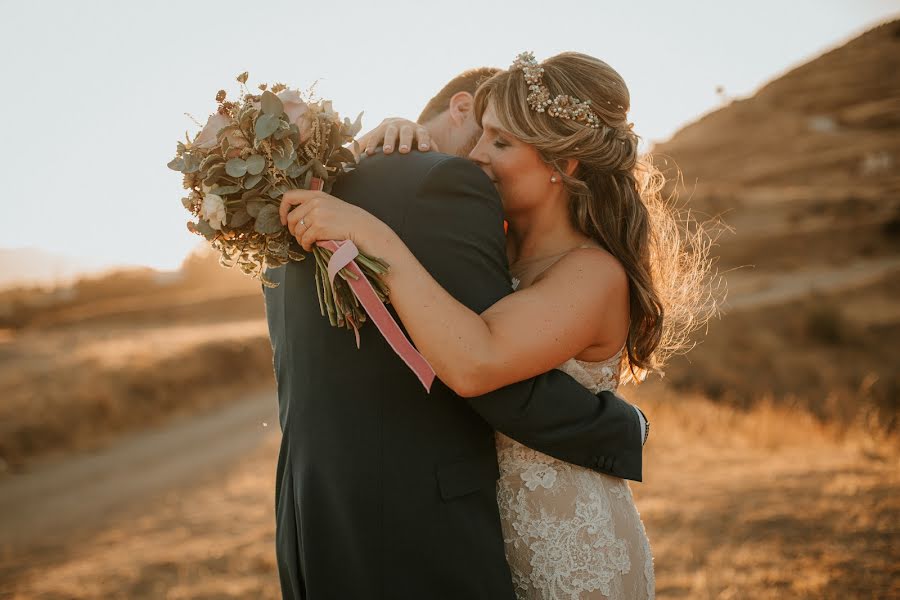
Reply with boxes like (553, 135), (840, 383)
(511, 51), (623, 130)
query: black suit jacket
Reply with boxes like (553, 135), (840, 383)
(263, 151), (643, 599)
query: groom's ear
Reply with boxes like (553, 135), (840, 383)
(448, 91), (475, 125)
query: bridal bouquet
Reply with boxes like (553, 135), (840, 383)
(168, 72), (390, 333)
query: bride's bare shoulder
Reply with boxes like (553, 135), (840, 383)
(535, 245), (627, 294)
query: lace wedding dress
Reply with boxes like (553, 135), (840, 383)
(495, 288), (655, 598)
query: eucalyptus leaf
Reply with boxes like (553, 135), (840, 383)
(255, 204), (284, 234)
(204, 164), (226, 183)
(225, 158), (248, 177)
(255, 113), (280, 141)
(210, 184), (241, 195)
(288, 247), (306, 261)
(195, 219), (217, 239)
(285, 162), (304, 178)
(199, 154), (223, 172)
(260, 271), (279, 288)
(274, 149), (294, 171)
(310, 158), (329, 179)
(238, 103), (255, 121)
(245, 154), (266, 175)
(240, 111), (256, 135)
(229, 207), (252, 228)
(260, 90), (284, 117)
(167, 157), (185, 171)
(182, 154), (201, 174)
(333, 147), (356, 164)
(181, 196), (193, 209)
(243, 173), (263, 189)
(246, 200), (266, 217)
(267, 183), (291, 199)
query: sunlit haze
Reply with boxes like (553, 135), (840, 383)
(1, 0), (897, 273)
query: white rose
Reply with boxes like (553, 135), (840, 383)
(200, 193), (227, 230)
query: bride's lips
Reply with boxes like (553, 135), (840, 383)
(476, 166), (496, 184)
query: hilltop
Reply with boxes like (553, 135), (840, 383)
(654, 19), (900, 199)
(650, 20), (900, 433)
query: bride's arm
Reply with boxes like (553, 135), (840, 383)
(280, 192), (626, 398)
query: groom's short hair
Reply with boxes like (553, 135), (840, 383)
(417, 67), (500, 124)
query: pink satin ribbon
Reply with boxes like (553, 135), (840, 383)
(310, 177), (435, 392)
(318, 238), (435, 393)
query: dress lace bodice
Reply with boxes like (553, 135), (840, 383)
(495, 348), (654, 599)
(499, 246), (654, 598)
(560, 353), (624, 394)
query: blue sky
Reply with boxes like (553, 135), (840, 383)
(1, 0), (897, 270)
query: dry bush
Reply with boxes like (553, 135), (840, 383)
(0, 331), (274, 471)
(0, 247), (259, 331)
(663, 277), (900, 439)
(804, 301), (847, 345)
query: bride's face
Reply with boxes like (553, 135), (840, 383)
(468, 102), (553, 214)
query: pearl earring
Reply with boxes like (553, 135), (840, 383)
(550, 175), (558, 183)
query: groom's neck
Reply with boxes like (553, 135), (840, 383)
(422, 115), (455, 156)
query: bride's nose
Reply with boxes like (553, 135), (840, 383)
(468, 137), (489, 166)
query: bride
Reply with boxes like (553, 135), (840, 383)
(279, 51), (714, 599)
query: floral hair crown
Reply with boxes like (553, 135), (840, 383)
(511, 51), (622, 130)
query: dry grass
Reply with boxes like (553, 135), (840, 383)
(2, 383), (896, 599)
(629, 383), (899, 599)
(664, 275), (900, 442)
(0, 293), (273, 472)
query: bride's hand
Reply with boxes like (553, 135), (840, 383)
(279, 189), (389, 252)
(356, 117), (439, 156)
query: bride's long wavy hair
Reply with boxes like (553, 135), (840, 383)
(474, 52), (720, 383)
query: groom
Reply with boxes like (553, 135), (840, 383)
(262, 68), (648, 600)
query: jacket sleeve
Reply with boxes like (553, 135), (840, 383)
(398, 156), (643, 481)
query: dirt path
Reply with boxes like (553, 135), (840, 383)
(0, 390), (277, 553)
